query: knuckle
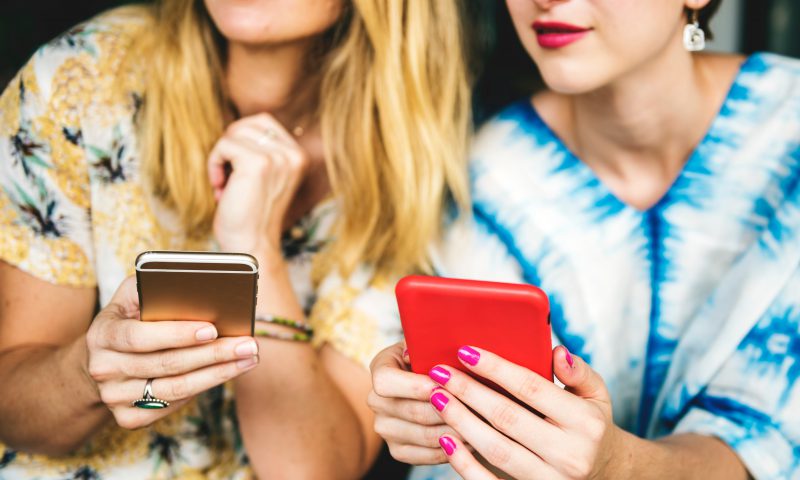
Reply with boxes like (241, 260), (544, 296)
(515, 373), (542, 401)
(406, 401), (428, 425)
(113, 412), (142, 430)
(484, 442), (512, 468)
(366, 391), (382, 411)
(98, 386), (117, 406)
(159, 351), (182, 374)
(583, 414), (607, 442)
(490, 402), (519, 432)
(120, 324), (138, 351)
(372, 371), (391, 396)
(387, 444), (413, 464)
(422, 426), (441, 447)
(564, 454), (593, 479)
(88, 359), (112, 382)
(211, 341), (229, 364)
(373, 417), (391, 437)
(165, 376), (189, 400)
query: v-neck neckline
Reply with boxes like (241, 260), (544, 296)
(519, 53), (761, 215)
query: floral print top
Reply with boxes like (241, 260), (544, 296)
(0, 7), (402, 479)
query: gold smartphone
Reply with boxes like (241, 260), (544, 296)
(135, 251), (259, 337)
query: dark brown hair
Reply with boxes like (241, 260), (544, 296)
(686, 0), (723, 40)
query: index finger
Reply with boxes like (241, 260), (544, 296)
(97, 316), (220, 353)
(371, 344), (437, 400)
(457, 346), (590, 427)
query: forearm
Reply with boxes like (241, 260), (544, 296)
(0, 336), (110, 455)
(621, 430), (750, 479)
(235, 343), (372, 479)
(235, 257), (375, 478)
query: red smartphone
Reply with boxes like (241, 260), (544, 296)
(396, 275), (553, 386)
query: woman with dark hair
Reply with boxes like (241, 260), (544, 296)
(369, 0), (800, 478)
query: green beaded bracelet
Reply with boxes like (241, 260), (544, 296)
(254, 314), (313, 342)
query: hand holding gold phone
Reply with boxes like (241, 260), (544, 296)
(135, 251), (259, 336)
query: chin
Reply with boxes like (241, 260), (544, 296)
(536, 59), (608, 95)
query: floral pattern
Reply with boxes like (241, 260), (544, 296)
(0, 6), (401, 479)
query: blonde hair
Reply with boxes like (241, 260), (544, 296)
(137, 0), (471, 279)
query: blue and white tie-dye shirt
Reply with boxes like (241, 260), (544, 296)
(415, 52), (800, 480)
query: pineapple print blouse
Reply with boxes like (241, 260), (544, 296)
(0, 7), (402, 479)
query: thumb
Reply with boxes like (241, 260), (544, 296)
(109, 276), (140, 318)
(553, 346), (610, 403)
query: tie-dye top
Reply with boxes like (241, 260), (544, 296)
(414, 52), (800, 480)
(0, 7), (402, 479)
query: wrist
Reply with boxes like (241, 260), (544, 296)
(609, 427), (644, 479)
(68, 335), (104, 407)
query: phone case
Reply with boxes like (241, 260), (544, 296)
(135, 251), (258, 337)
(396, 275), (553, 384)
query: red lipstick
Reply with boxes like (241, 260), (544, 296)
(532, 21), (591, 49)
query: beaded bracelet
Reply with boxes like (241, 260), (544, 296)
(254, 314), (313, 343)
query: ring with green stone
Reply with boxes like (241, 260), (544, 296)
(132, 378), (169, 409)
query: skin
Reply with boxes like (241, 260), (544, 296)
(369, 0), (753, 478)
(0, 1), (380, 477)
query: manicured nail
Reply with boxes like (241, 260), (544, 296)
(565, 348), (574, 367)
(428, 366), (451, 385)
(403, 348), (409, 357)
(430, 392), (449, 412)
(196, 326), (218, 341)
(439, 435), (456, 456)
(236, 356), (259, 370)
(235, 340), (258, 357)
(457, 346), (480, 366)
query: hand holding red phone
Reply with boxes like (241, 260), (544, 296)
(368, 342), (459, 465)
(426, 345), (624, 480)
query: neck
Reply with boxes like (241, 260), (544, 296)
(570, 44), (714, 179)
(225, 40), (319, 125)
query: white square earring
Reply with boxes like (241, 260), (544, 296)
(683, 9), (706, 51)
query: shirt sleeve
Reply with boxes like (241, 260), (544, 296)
(671, 269), (800, 479)
(0, 44), (96, 286)
(308, 264), (404, 369)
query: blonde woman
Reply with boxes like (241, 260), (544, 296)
(0, 0), (470, 478)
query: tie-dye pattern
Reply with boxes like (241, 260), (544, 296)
(412, 52), (800, 480)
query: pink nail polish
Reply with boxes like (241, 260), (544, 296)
(195, 326), (218, 341)
(457, 346), (480, 366)
(565, 348), (574, 367)
(430, 392), (449, 412)
(439, 435), (456, 456)
(403, 348), (409, 357)
(428, 366), (451, 385)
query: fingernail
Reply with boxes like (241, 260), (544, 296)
(439, 435), (456, 456)
(457, 346), (480, 366)
(428, 366), (451, 385)
(235, 340), (258, 357)
(402, 348), (409, 357)
(236, 356), (258, 369)
(565, 348), (574, 367)
(196, 326), (218, 341)
(430, 391), (449, 412)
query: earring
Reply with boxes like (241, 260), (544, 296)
(683, 9), (705, 51)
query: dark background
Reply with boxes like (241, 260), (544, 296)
(2, 0), (800, 120)
(0, 1), (798, 478)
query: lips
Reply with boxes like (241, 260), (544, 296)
(532, 21), (591, 49)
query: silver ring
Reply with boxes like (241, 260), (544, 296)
(258, 129), (278, 146)
(132, 378), (169, 409)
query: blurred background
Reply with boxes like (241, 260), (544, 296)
(0, 1), (797, 477)
(2, 0), (799, 119)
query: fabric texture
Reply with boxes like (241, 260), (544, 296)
(0, 7), (401, 478)
(413, 53), (800, 480)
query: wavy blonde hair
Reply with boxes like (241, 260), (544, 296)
(136, 0), (471, 279)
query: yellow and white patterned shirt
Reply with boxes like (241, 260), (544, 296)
(0, 7), (402, 479)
